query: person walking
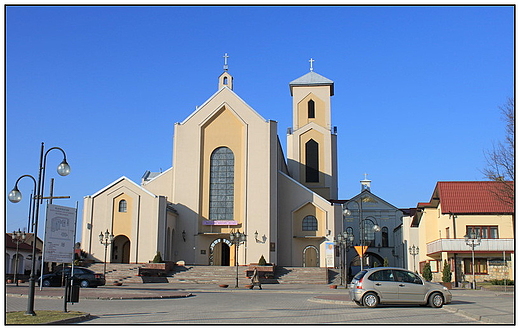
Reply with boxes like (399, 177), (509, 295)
(251, 268), (262, 290)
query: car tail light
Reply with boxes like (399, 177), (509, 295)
(356, 277), (364, 289)
(95, 274), (104, 279)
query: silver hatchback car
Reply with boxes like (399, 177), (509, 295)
(349, 267), (452, 308)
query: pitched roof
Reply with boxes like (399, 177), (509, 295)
(5, 233), (41, 252)
(289, 71), (334, 96)
(431, 181), (514, 214)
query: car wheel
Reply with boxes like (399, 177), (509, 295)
(429, 292), (444, 308)
(354, 300), (363, 306)
(42, 279), (51, 287)
(362, 292), (379, 308)
(79, 280), (90, 288)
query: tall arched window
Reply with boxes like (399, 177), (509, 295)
(302, 215), (318, 231)
(118, 200), (127, 213)
(209, 147), (234, 220)
(363, 219), (377, 246)
(305, 139), (319, 182)
(382, 227), (389, 247)
(308, 99), (315, 118)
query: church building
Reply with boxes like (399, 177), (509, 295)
(81, 58), (342, 268)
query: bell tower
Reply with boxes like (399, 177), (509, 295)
(286, 59), (338, 200)
(218, 53), (233, 90)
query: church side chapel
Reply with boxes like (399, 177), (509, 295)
(81, 56), (342, 268)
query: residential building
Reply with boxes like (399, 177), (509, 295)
(412, 181), (514, 285)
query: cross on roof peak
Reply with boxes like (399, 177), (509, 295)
(309, 58), (315, 71)
(223, 53), (229, 71)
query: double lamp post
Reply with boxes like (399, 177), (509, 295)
(8, 142), (71, 316)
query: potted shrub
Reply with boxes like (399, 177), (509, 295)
(422, 263), (432, 282)
(442, 260), (452, 289)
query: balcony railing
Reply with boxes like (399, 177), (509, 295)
(427, 239), (514, 255)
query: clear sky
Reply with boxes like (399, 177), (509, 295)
(6, 5), (514, 241)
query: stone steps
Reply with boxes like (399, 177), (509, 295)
(85, 264), (334, 285)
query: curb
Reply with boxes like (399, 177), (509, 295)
(443, 305), (493, 324)
(6, 293), (193, 300)
(45, 313), (93, 324)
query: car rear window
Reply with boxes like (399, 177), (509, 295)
(353, 270), (368, 281)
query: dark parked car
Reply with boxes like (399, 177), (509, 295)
(348, 267), (452, 308)
(38, 267), (105, 288)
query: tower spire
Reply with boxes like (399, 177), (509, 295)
(309, 58), (315, 72)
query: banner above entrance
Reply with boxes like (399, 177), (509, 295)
(354, 246), (368, 258)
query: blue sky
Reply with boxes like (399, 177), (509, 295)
(6, 5), (514, 241)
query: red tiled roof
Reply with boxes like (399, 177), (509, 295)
(5, 233), (39, 252)
(435, 181), (514, 214)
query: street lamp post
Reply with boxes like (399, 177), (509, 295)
(335, 231), (354, 287)
(229, 230), (246, 288)
(8, 142), (70, 316)
(11, 229), (27, 286)
(99, 230), (115, 276)
(409, 244), (419, 272)
(344, 196), (380, 271)
(464, 230), (481, 289)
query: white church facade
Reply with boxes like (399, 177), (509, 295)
(81, 61), (343, 268)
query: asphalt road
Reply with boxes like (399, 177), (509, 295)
(7, 283), (513, 324)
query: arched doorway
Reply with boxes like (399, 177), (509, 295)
(209, 238), (231, 266)
(111, 235), (130, 264)
(349, 252), (384, 278)
(303, 245), (319, 267)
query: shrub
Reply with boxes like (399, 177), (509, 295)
(442, 260), (452, 283)
(490, 279), (514, 285)
(258, 255), (267, 266)
(422, 263), (432, 281)
(152, 251), (163, 263)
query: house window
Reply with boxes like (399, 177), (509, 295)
(464, 258), (488, 274)
(308, 99), (315, 118)
(381, 227), (389, 247)
(466, 226), (499, 239)
(302, 215), (318, 231)
(118, 200), (127, 213)
(209, 147), (234, 220)
(305, 139), (319, 182)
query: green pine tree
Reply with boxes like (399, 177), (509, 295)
(442, 260), (452, 283)
(422, 263), (432, 281)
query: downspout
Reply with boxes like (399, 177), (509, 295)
(451, 212), (458, 287)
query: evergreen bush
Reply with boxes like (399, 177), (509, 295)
(258, 255), (267, 266)
(442, 260), (452, 283)
(152, 251), (163, 263)
(422, 263), (432, 281)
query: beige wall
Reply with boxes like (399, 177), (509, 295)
(81, 178), (163, 263)
(171, 87), (277, 265)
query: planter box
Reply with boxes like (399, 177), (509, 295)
(246, 264), (275, 279)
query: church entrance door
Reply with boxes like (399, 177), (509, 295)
(209, 238), (231, 266)
(303, 245), (319, 267)
(111, 235), (130, 264)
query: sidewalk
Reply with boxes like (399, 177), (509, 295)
(5, 283), (514, 324)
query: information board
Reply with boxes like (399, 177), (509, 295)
(43, 204), (77, 263)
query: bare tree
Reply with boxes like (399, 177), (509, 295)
(483, 97), (514, 207)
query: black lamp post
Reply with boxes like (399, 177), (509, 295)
(464, 230), (481, 289)
(11, 229), (27, 286)
(229, 230), (246, 288)
(8, 142), (70, 316)
(99, 229), (115, 276)
(335, 231), (354, 287)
